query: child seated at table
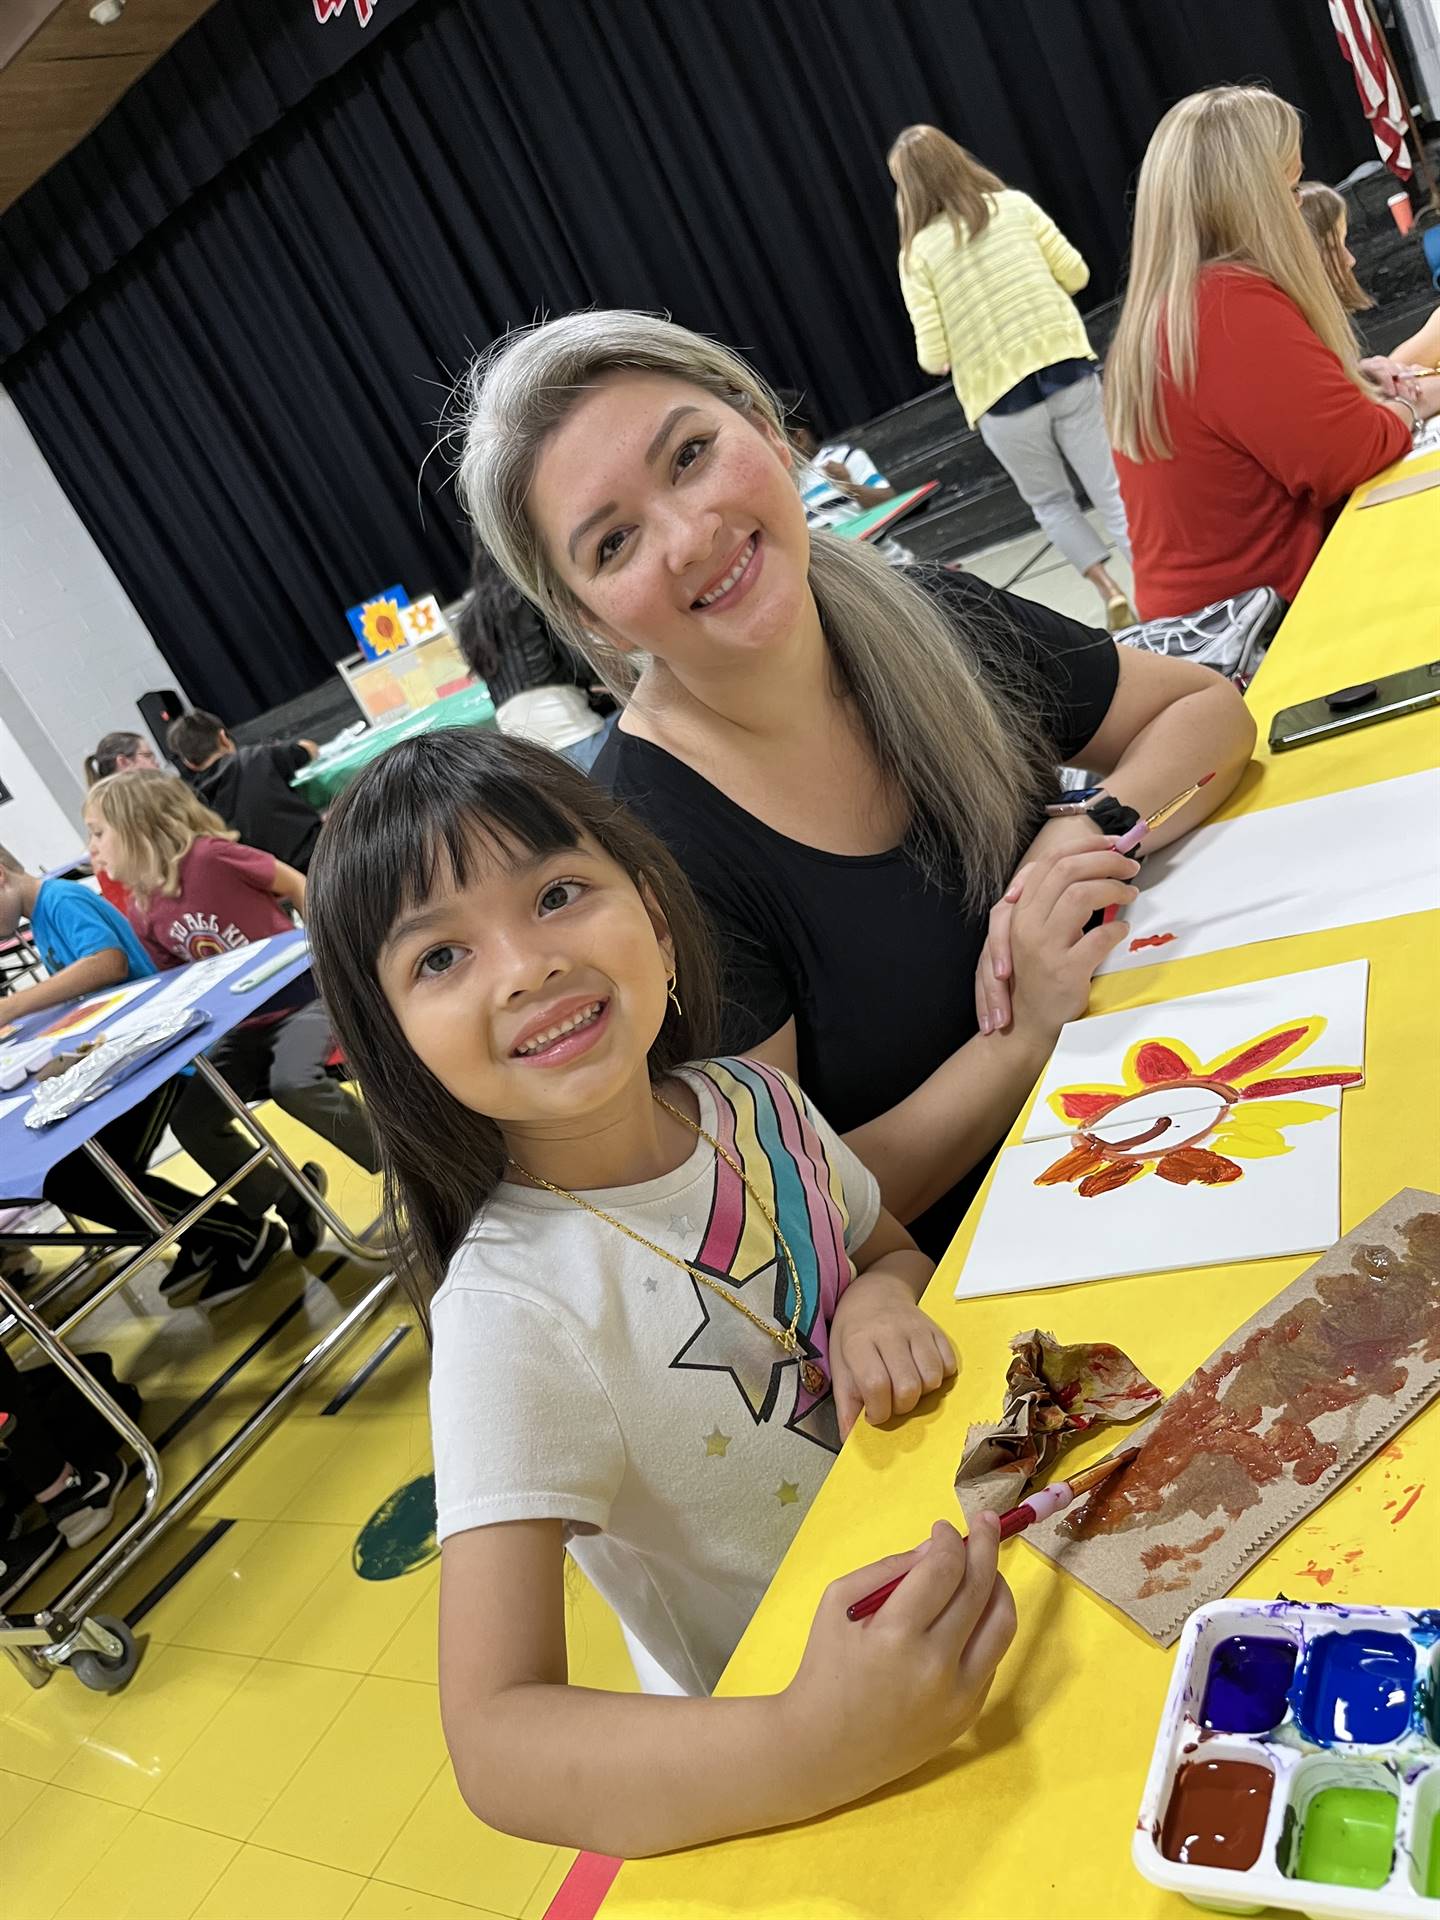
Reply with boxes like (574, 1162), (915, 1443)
(304, 728), (1014, 1857)
(84, 773), (381, 1233)
(167, 708), (323, 874)
(0, 848), (291, 1307)
(1297, 180), (1440, 422)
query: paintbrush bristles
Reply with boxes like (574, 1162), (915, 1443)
(1067, 1447), (1141, 1497)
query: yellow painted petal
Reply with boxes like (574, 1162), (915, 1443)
(1232, 1099), (1334, 1129)
(1211, 1122), (1292, 1158)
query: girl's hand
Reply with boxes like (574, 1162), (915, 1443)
(1007, 845), (1138, 1040)
(828, 1269), (957, 1437)
(1360, 354), (1420, 404)
(975, 814), (1108, 1034)
(781, 1516), (1016, 1803)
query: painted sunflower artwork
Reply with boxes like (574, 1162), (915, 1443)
(1035, 1017), (1363, 1199)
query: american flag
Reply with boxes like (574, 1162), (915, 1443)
(1329, 0), (1413, 180)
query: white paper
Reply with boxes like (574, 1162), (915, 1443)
(1023, 960), (1368, 1142)
(0, 1092), (30, 1122)
(106, 942), (267, 1038)
(955, 1100), (1341, 1299)
(1403, 416), (1440, 463)
(1097, 769), (1440, 974)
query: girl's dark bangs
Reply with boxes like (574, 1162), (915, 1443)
(337, 735), (592, 963)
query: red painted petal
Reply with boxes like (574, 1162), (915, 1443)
(1208, 1024), (1312, 1080)
(1241, 1071), (1363, 1099)
(1133, 1043), (1191, 1084)
(1056, 1092), (1121, 1121)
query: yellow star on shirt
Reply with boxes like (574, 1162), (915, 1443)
(775, 1480), (799, 1507)
(704, 1427), (731, 1457)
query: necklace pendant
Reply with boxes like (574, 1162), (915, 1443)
(800, 1358), (826, 1396)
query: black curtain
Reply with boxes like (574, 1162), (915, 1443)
(1, 0), (1364, 719)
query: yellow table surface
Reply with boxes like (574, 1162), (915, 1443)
(602, 449), (1440, 1917)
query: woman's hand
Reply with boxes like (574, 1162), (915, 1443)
(828, 1269), (957, 1437)
(780, 1516), (1015, 1804)
(975, 814), (1110, 1034)
(1005, 844), (1138, 1040)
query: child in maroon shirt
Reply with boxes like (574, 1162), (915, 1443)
(84, 775), (379, 1236)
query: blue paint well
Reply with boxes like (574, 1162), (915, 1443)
(1296, 1630), (1416, 1746)
(1201, 1635), (1298, 1734)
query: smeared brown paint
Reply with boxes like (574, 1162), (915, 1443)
(1391, 1483), (1424, 1524)
(1067, 1208), (1440, 1549)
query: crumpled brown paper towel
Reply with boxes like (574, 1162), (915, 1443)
(954, 1328), (1161, 1526)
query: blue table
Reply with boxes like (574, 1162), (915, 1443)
(1, 932), (314, 1202)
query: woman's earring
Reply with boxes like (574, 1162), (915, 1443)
(666, 970), (683, 1018)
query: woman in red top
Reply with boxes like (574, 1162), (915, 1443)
(1105, 87), (1426, 621)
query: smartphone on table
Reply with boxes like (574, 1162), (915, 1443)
(1268, 660), (1440, 752)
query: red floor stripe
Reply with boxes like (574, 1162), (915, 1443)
(543, 1852), (622, 1919)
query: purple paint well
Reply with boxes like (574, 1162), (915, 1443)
(1201, 1635), (1298, 1734)
(1296, 1630), (1416, 1746)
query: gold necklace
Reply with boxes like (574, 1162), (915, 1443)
(507, 1090), (826, 1396)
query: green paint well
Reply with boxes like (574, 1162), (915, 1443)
(1427, 1811), (1440, 1899)
(353, 1473), (439, 1582)
(1294, 1786), (1397, 1891)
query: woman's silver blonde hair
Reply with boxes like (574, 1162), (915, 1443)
(456, 310), (1054, 905)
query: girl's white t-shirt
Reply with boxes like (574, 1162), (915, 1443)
(428, 1059), (880, 1696)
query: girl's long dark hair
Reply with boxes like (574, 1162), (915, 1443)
(306, 728), (721, 1334)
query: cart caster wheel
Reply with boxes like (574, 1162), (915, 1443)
(69, 1616), (139, 1692)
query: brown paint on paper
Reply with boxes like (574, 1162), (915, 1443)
(1027, 1191), (1440, 1643)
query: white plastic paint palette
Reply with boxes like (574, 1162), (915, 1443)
(1134, 1600), (1440, 1918)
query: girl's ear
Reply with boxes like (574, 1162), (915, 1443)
(638, 876), (675, 971)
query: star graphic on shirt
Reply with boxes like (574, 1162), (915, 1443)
(668, 1213), (693, 1236)
(775, 1480), (799, 1507)
(670, 1258), (816, 1424)
(703, 1427), (731, 1457)
(642, 1275), (659, 1294)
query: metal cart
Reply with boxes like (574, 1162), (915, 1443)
(0, 1055), (395, 1691)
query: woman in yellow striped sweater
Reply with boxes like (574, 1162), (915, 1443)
(889, 125), (1134, 629)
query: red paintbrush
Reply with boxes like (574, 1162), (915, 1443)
(845, 1448), (1140, 1623)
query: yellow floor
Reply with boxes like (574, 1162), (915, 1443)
(3, 1108), (637, 1920)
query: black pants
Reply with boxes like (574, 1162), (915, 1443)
(43, 1080), (260, 1259)
(0, 1347), (67, 1497)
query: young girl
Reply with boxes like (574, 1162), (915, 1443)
(305, 727), (1013, 1857)
(1298, 180), (1440, 418)
(83, 772), (379, 1263)
(889, 123), (1134, 628)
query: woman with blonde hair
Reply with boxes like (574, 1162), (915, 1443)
(457, 310), (1254, 1257)
(1106, 86), (1426, 620)
(888, 125), (1134, 628)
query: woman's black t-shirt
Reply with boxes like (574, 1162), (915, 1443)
(593, 567), (1121, 1258)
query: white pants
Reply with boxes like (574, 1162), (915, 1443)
(978, 376), (1131, 576)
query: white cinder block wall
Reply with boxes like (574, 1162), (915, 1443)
(0, 385), (186, 860)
